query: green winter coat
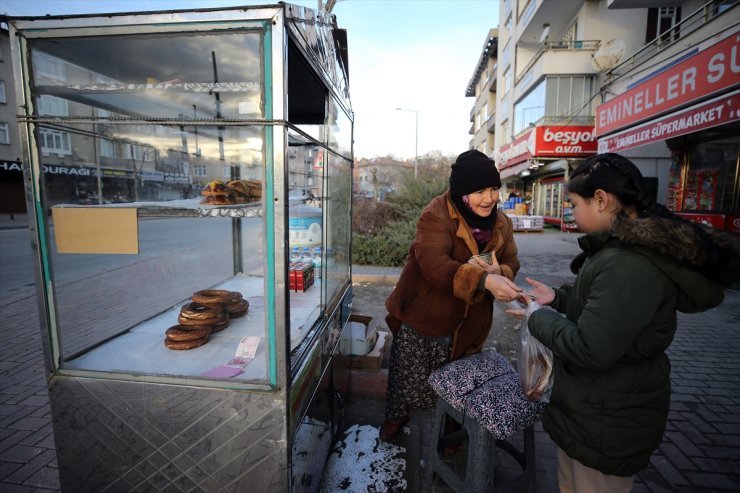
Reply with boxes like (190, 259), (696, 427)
(529, 216), (726, 477)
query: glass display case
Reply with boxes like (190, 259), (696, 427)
(8, 4), (353, 491)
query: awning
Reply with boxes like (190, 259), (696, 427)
(499, 161), (531, 179)
(598, 89), (740, 154)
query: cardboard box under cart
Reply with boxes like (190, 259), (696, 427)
(337, 314), (388, 371)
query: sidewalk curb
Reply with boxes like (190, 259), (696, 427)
(352, 274), (400, 285)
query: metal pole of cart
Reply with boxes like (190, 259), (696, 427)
(213, 50), (243, 273)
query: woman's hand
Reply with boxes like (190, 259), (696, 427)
(468, 254), (502, 275)
(524, 277), (556, 305)
(484, 274), (523, 302)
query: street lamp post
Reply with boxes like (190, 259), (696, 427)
(395, 107), (418, 178)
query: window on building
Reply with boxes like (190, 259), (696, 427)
(562, 20), (578, 44)
(513, 75), (595, 134)
(646, 7), (681, 44)
(501, 41), (511, 69)
(0, 81), (6, 104)
(34, 53), (66, 82)
(499, 119), (509, 147)
(513, 79), (545, 135)
(545, 75), (595, 118)
(706, 0), (734, 18)
(38, 95), (69, 116)
(39, 128), (71, 156)
(502, 67), (511, 95)
(193, 165), (207, 177)
(0, 122), (9, 144)
(127, 144), (153, 162)
(100, 138), (115, 158)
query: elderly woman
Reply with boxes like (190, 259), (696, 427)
(380, 150), (522, 441)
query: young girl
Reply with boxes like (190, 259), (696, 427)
(520, 153), (739, 492)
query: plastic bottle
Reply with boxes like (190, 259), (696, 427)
(313, 247), (322, 278)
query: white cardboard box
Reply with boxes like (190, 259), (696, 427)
(340, 314), (377, 356)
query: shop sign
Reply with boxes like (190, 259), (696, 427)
(726, 214), (740, 233)
(495, 126), (597, 169)
(101, 169), (129, 178)
(494, 130), (534, 169)
(140, 170), (164, 182)
(596, 32), (740, 135)
(675, 212), (726, 229)
(0, 161), (22, 173)
(164, 173), (191, 184)
(45, 165), (92, 176)
(598, 90), (740, 153)
(535, 125), (597, 157)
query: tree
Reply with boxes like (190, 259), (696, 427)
(352, 153), (453, 266)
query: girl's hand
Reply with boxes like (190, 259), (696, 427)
(525, 277), (555, 305)
(505, 294), (532, 320)
(468, 254), (502, 275)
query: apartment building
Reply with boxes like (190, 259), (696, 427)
(492, 0), (671, 230)
(597, 0), (739, 231)
(0, 27), (25, 213)
(467, 29), (499, 156)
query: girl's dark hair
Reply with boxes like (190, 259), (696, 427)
(567, 153), (674, 219)
(567, 152), (739, 283)
(567, 153), (704, 274)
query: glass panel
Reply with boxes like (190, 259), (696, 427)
(328, 100), (352, 158)
(27, 26), (272, 384)
(687, 135), (739, 212)
(571, 77), (584, 115)
(557, 76), (571, 117)
(31, 29), (264, 120)
(287, 133), (324, 350)
(545, 77), (558, 116)
(513, 78), (545, 134)
(324, 152), (351, 310)
(37, 122), (268, 383)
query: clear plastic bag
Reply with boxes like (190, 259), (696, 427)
(517, 301), (554, 402)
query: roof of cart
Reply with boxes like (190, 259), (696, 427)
(2, 3), (317, 21)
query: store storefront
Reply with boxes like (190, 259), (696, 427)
(0, 160), (26, 212)
(495, 124), (598, 230)
(597, 30), (739, 231)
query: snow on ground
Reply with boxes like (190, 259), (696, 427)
(319, 424), (408, 492)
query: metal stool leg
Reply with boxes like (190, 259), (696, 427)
(430, 398), (538, 493)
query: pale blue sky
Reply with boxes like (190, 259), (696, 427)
(2, 0), (500, 159)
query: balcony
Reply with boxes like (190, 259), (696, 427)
(517, 0), (584, 47)
(485, 113), (496, 134)
(606, 1), (739, 81)
(515, 40), (600, 96)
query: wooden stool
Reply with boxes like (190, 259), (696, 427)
(430, 397), (536, 493)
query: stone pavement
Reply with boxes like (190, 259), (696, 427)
(1, 218), (739, 491)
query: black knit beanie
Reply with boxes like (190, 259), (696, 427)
(449, 150), (500, 240)
(449, 150), (502, 197)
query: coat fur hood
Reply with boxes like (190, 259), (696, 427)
(612, 215), (740, 286)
